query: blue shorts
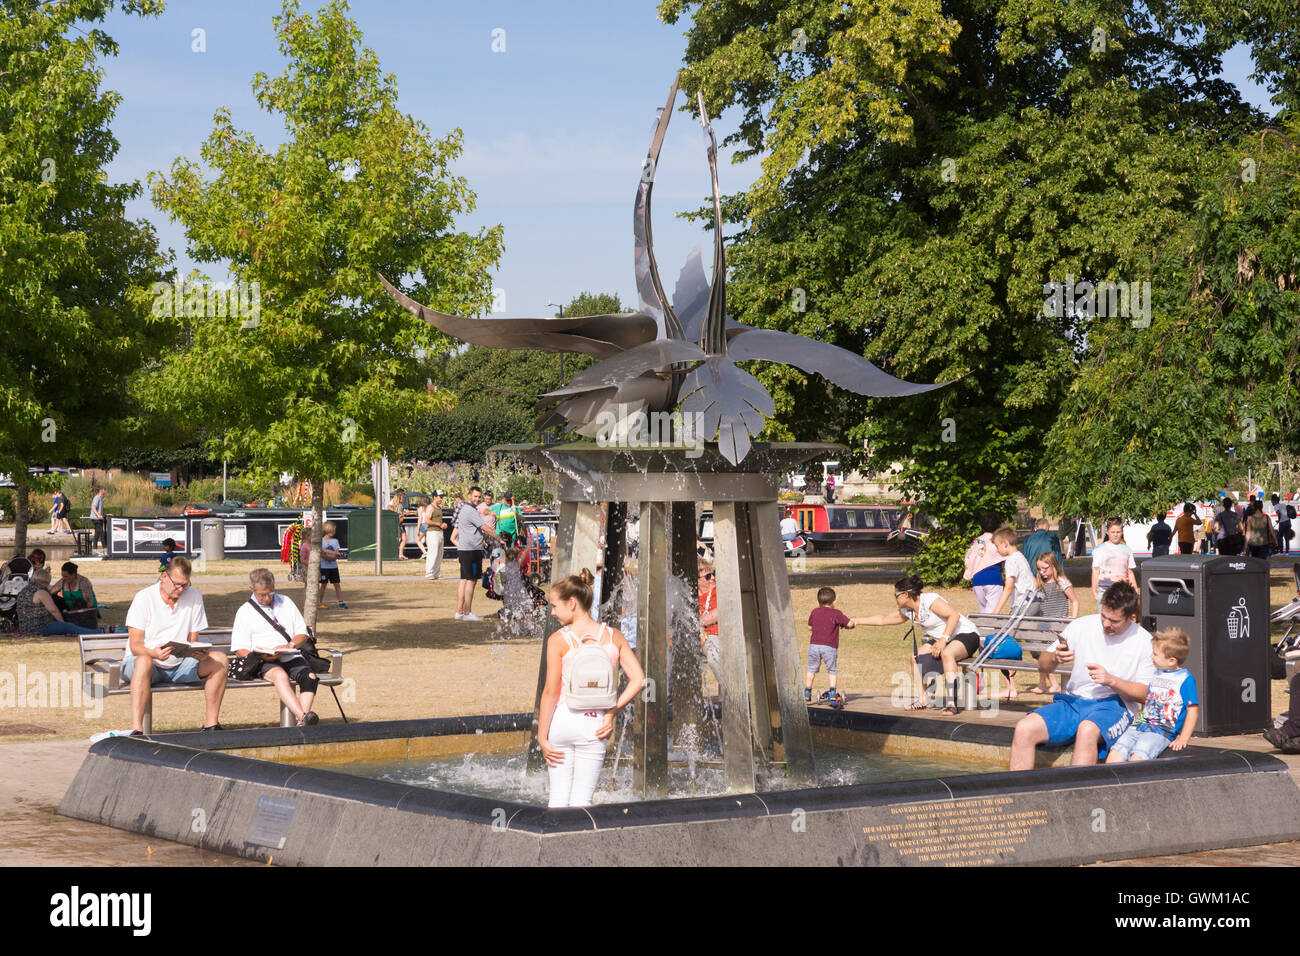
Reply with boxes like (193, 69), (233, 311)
(1036, 693), (1132, 758)
(1109, 724), (1173, 761)
(121, 653), (204, 685)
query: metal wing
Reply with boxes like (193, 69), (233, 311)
(726, 328), (945, 397)
(634, 76), (683, 340)
(679, 357), (777, 465)
(533, 339), (707, 433)
(674, 245), (711, 345)
(378, 273), (657, 359)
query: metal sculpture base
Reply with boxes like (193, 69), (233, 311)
(503, 442), (836, 797)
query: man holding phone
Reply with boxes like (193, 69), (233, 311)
(122, 557), (227, 734)
(1009, 582), (1154, 770)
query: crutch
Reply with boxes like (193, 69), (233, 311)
(968, 591), (1038, 704)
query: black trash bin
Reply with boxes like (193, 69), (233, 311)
(1139, 554), (1271, 735)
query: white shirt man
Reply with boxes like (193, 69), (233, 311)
(1009, 582), (1154, 770)
(231, 570), (319, 726)
(780, 515), (798, 541)
(122, 558), (227, 734)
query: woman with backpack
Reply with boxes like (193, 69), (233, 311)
(537, 568), (645, 807)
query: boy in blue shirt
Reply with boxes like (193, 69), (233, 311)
(1105, 627), (1199, 762)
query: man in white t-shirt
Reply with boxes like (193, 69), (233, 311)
(780, 514), (799, 541)
(122, 557), (227, 734)
(231, 568), (320, 726)
(1009, 581), (1155, 770)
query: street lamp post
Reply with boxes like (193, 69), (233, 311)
(547, 301), (565, 388)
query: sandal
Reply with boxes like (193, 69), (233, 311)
(904, 701), (929, 711)
(940, 706), (960, 716)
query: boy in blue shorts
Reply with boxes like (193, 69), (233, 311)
(1009, 582), (1156, 770)
(1106, 627), (1198, 761)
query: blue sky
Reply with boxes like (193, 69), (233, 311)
(98, 1), (1276, 320)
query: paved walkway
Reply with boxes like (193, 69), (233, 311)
(0, 740), (254, 866)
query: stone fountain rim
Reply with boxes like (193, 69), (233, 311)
(74, 711), (1288, 837)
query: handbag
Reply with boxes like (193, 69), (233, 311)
(246, 597), (333, 674)
(228, 653), (262, 681)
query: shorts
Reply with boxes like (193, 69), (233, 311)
(459, 550), (484, 581)
(320, 567), (340, 584)
(121, 653), (203, 685)
(807, 643), (838, 675)
(254, 655), (319, 691)
(1036, 693), (1132, 758)
(1108, 724), (1173, 761)
(946, 631), (981, 657)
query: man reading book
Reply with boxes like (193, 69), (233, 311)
(230, 568), (320, 727)
(122, 558), (227, 734)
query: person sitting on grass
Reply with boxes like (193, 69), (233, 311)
(804, 586), (859, 708)
(1009, 582), (1155, 770)
(1106, 627), (1198, 762)
(231, 568), (320, 727)
(1024, 552), (1077, 695)
(856, 574), (981, 715)
(50, 561), (97, 613)
(15, 568), (101, 636)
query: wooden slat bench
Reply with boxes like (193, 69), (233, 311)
(961, 613), (1076, 677)
(78, 628), (344, 734)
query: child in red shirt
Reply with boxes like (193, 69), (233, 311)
(805, 586), (864, 708)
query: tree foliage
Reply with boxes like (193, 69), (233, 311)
(139, 0), (500, 616)
(663, 0), (1286, 580)
(1038, 119), (1300, 517)
(0, 0), (170, 552)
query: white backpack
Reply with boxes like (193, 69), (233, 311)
(564, 624), (618, 710)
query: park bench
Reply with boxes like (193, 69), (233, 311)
(77, 628), (344, 734)
(960, 613), (1075, 681)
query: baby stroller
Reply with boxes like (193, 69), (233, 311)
(0, 557), (34, 632)
(1270, 562), (1300, 680)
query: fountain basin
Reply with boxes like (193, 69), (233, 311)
(59, 711), (1300, 866)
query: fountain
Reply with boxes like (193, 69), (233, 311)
(59, 78), (1300, 865)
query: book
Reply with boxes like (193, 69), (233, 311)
(164, 641), (212, 658)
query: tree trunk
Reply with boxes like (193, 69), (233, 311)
(304, 480), (324, 629)
(14, 473), (29, 556)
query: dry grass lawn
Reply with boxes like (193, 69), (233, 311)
(1, 558), (1296, 740)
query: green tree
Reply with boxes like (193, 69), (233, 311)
(141, 0), (500, 619)
(664, 0), (1268, 581)
(0, 0), (170, 553)
(1038, 119), (1300, 517)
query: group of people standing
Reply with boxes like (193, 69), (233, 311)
(1145, 494), (1295, 558)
